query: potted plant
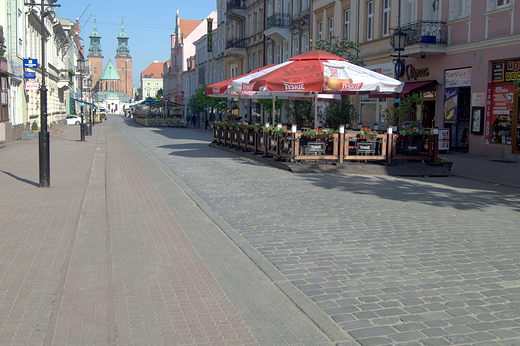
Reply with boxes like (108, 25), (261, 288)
(358, 127), (378, 140)
(31, 121), (38, 132)
(438, 157), (453, 172)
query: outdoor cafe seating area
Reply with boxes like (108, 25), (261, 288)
(211, 123), (441, 165)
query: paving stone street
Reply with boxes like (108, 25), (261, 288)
(1, 115), (520, 345)
(121, 116), (520, 346)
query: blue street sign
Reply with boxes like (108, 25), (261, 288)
(23, 59), (38, 68)
(24, 72), (36, 79)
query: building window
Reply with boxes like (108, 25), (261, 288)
(328, 17), (334, 44)
(292, 37), (299, 56)
(382, 0), (391, 37)
(450, 0), (468, 20)
(487, 0), (511, 10)
(302, 34), (309, 52)
(302, 0), (309, 11)
(258, 49), (262, 67)
(367, 1), (374, 41)
(94, 67), (97, 74)
(154, 82), (159, 86)
(343, 9), (350, 41)
(293, 0), (299, 15)
(318, 21), (323, 40)
(146, 82), (150, 86)
(122, 67), (125, 74)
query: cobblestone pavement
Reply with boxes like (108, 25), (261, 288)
(117, 115), (520, 346)
(0, 119), (335, 345)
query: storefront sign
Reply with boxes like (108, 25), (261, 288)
(444, 88), (458, 124)
(24, 82), (39, 90)
(367, 63), (394, 78)
(24, 72), (36, 79)
(472, 93), (486, 107)
(406, 64), (429, 80)
(492, 59), (520, 83)
(445, 68), (472, 88)
(23, 59), (38, 68)
(207, 18), (213, 52)
(485, 84), (492, 144)
(10, 60), (23, 79)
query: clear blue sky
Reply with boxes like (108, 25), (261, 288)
(55, 0), (217, 89)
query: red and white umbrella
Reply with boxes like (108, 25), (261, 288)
(230, 50), (404, 95)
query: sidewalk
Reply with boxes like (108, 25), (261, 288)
(0, 120), (339, 345)
(442, 152), (520, 189)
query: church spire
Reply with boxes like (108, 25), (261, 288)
(88, 17), (103, 57)
(116, 16), (130, 57)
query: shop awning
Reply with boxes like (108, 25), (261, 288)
(369, 80), (437, 98)
(70, 97), (96, 107)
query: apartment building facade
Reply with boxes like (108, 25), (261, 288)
(310, 0), (520, 158)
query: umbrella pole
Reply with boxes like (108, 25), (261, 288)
(314, 92), (318, 128)
(272, 95), (275, 124)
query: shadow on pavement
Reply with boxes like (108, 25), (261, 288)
(1, 170), (39, 187)
(302, 173), (520, 212)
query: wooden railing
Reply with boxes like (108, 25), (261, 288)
(212, 127), (439, 164)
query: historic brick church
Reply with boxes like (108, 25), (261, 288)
(87, 19), (133, 112)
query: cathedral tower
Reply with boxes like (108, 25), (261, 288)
(115, 18), (132, 96)
(87, 18), (103, 92)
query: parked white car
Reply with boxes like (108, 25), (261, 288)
(65, 115), (84, 125)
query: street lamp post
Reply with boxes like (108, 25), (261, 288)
(25, 0), (61, 187)
(88, 75), (93, 127)
(391, 28), (407, 80)
(391, 27), (407, 108)
(77, 58), (86, 141)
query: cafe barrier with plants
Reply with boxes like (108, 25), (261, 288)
(212, 122), (440, 165)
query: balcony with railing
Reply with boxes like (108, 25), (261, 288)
(265, 13), (292, 43)
(390, 21), (448, 57)
(226, 0), (247, 21)
(225, 38), (247, 58)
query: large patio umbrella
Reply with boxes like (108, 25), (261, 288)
(230, 50), (404, 126)
(205, 63), (340, 123)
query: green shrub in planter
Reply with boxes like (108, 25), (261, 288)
(31, 121), (38, 131)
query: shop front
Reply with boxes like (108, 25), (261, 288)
(484, 59), (519, 155)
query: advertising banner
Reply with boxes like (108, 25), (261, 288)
(490, 84), (514, 126)
(492, 59), (520, 84)
(444, 88), (458, 124)
(485, 84), (492, 144)
(23, 59), (38, 68)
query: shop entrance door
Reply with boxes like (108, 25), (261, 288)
(514, 96), (520, 154)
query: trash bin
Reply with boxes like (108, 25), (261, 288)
(85, 122), (92, 136)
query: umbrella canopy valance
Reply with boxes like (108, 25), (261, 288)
(230, 50), (403, 95)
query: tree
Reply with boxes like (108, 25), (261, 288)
(381, 93), (425, 126)
(188, 87), (208, 115)
(155, 88), (163, 100)
(321, 98), (358, 129)
(258, 97), (284, 123)
(285, 100), (314, 127)
(311, 36), (365, 67)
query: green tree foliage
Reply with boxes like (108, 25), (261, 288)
(285, 100), (314, 127)
(321, 98), (358, 129)
(311, 36), (365, 66)
(155, 88), (163, 100)
(188, 87), (208, 115)
(381, 93), (425, 126)
(258, 97), (284, 123)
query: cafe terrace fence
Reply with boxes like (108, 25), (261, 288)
(212, 126), (439, 164)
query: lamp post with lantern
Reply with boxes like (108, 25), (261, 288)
(77, 58), (87, 141)
(391, 27), (407, 108)
(24, 0), (61, 187)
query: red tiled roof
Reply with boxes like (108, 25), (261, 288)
(179, 19), (202, 38)
(142, 62), (164, 79)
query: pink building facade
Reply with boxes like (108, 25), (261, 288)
(395, 1), (520, 157)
